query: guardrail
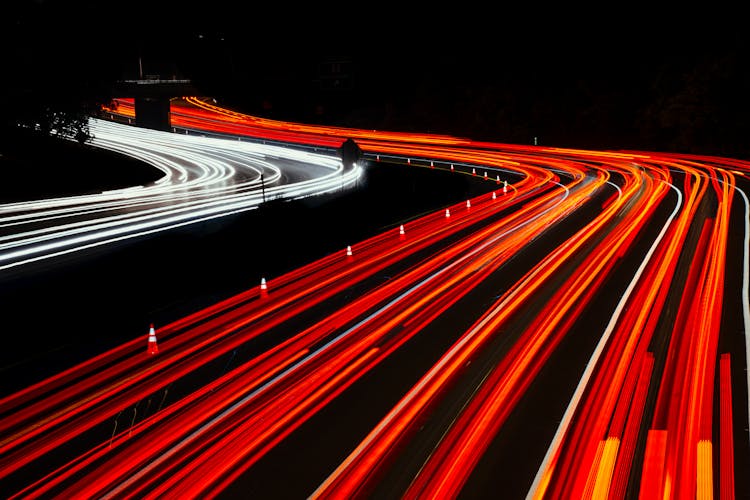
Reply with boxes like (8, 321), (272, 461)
(118, 79), (193, 85)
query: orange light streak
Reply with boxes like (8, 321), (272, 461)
(719, 353), (735, 500)
(3, 95), (742, 500)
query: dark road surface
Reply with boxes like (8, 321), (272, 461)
(0, 159), (485, 396)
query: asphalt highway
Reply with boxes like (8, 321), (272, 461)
(0, 98), (747, 499)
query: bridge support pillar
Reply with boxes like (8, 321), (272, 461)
(134, 97), (171, 132)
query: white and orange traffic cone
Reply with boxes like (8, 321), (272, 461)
(503, 180), (508, 194)
(466, 200), (471, 208)
(472, 168), (476, 175)
(484, 171), (488, 179)
(399, 224), (405, 235)
(496, 175), (501, 183)
(147, 324), (159, 355)
(445, 208), (451, 218)
(450, 164), (454, 171)
(260, 277), (268, 297)
(346, 245), (353, 257)
(492, 191), (497, 200)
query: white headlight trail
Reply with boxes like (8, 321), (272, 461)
(0, 118), (360, 271)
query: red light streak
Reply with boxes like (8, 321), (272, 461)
(1, 99), (746, 499)
(720, 353), (735, 500)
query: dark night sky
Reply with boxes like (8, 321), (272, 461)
(4, 2), (750, 157)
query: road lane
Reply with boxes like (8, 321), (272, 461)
(1, 100), (747, 499)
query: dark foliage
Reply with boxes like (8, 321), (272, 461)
(1, 2), (120, 144)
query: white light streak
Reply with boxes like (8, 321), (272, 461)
(0, 119), (361, 271)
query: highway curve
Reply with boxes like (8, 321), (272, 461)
(0, 98), (747, 499)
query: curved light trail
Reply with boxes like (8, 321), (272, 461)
(0, 118), (359, 271)
(0, 98), (747, 499)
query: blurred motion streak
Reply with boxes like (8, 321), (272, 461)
(0, 98), (747, 499)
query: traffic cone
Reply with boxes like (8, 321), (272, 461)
(450, 164), (454, 171)
(503, 180), (508, 194)
(492, 191), (497, 200)
(484, 171), (488, 178)
(260, 277), (268, 297)
(445, 209), (451, 218)
(346, 245), (353, 257)
(147, 324), (159, 355)
(466, 200), (471, 208)
(496, 175), (501, 183)
(472, 168), (476, 175)
(399, 224), (405, 235)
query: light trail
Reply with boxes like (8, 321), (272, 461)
(737, 185), (750, 455)
(88, 160), (582, 500)
(1, 98), (747, 499)
(527, 177), (683, 500)
(314, 161), (657, 499)
(0, 118), (359, 271)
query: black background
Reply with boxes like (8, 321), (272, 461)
(3, 2), (750, 157)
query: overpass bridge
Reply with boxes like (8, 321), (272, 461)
(111, 78), (202, 131)
(107, 84), (363, 173)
